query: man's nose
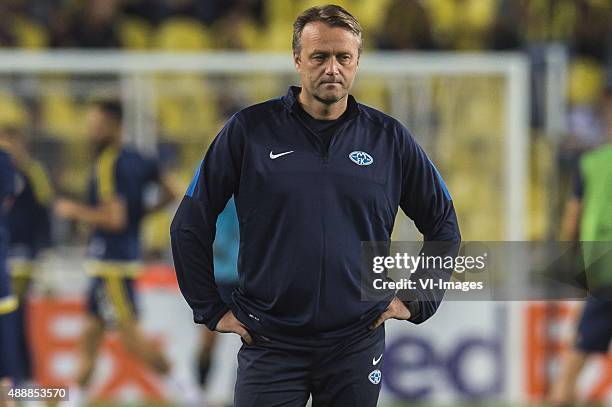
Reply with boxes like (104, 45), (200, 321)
(324, 57), (339, 75)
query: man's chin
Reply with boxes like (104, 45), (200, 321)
(314, 91), (346, 105)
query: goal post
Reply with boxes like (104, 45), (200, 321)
(0, 50), (530, 241)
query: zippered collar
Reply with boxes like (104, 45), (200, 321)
(281, 86), (361, 120)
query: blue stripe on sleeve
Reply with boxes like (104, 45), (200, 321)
(186, 160), (203, 197)
(430, 160), (451, 201)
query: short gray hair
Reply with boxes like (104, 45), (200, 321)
(292, 4), (363, 56)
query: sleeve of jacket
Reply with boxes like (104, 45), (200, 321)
(398, 125), (461, 324)
(0, 151), (15, 206)
(170, 114), (245, 330)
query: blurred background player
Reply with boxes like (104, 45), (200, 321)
(1, 126), (53, 388)
(54, 100), (198, 407)
(197, 197), (239, 393)
(549, 86), (612, 406)
(0, 128), (18, 407)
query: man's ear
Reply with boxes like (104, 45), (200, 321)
(293, 52), (301, 70)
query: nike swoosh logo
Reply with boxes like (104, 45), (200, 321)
(373, 354), (383, 365)
(269, 150), (294, 160)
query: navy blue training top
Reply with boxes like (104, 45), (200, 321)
(8, 160), (52, 259)
(0, 149), (16, 276)
(0, 149), (15, 232)
(171, 86), (461, 345)
(87, 146), (160, 261)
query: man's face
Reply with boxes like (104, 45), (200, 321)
(86, 107), (119, 148)
(294, 21), (360, 105)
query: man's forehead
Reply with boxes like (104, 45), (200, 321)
(301, 21), (359, 50)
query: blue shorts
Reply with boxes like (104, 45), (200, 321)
(576, 297), (612, 353)
(0, 307), (18, 379)
(0, 234), (19, 379)
(9, 267), (34, 383)
(0, 242), (19, 380)
(87, 276), (139, 326)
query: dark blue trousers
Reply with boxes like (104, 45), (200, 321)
(234, 325), (385, 407)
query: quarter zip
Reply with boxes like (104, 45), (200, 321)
(284, 86), (361, 163)
(291, 110), (356, 163)
(323, 119), (355, 162)
(291, 110), (326, 158)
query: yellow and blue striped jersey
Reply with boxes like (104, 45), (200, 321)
(87, 146), (161, 262)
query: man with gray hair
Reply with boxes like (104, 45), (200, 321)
(171, 4), (460, 406)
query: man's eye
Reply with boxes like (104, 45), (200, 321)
(313, 55), (325, 61)
(339, 55), (351, 63)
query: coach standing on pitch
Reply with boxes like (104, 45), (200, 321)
(171, 4), (461, 406)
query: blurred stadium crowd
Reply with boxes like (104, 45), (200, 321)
(0, 0), (609, 54)
(0, 0), (610, 248)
